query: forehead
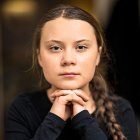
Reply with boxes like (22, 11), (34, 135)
(41, 17), (96, 40)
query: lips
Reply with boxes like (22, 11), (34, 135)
(59, 72), (80, 78)
(59, 72), (79, 75)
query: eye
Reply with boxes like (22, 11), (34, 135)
(49, 45), (62, 52)
(76, 45), (88, 52)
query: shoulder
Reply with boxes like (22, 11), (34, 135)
(7, 89), (52, 121)
(113, 97), (138, 139)
(9, 90), (44, 108)
(7, 90), (46, 118)
(114, 97), (134, 113)
(113, 96), (137, 126)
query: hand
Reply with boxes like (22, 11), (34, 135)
(50, 90), (72, 121)
(50, 90), (89, 120)
(72, 90), (89, 117)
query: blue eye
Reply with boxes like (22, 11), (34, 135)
(50, 46), (62, 52)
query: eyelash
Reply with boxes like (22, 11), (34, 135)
(48, 44), (88, 52)
(76, 45), (88, 51)
(49, 45), (62, 52)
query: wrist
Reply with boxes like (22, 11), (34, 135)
(72, 105), (86, 117)
(50, 104), (66, 120)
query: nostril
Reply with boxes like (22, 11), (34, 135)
(61, 53), (76, 66)
(61, 60), (76, 66)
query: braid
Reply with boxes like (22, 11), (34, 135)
(90, 73), (127, 140)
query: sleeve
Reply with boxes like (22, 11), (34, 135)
(71, 110), (107, 140)
(117, 99), (138, 140)
(30, 112), (66, 140)
(5, 96), (66, 140)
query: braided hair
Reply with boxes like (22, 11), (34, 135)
(90, 72), (126, 140)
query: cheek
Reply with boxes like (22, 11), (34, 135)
(83, 63), (96, 78)
(38, 52), (56, 69)
(41, 62), (55, 82)
(41, 59), (56, 73)
(80, 55), (97, 79)
(40, 56), (59, 78)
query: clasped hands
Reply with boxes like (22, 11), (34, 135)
(50, 90), (89, 121)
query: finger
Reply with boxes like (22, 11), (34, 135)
(72, 90), (89, 102)
(65, 94), (86, 106)
(51, 90), (74, 98)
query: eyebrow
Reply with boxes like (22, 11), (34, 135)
(75, 39), (90, 43)
(45, 39), (90, 44)
(45, 40), (62, 44)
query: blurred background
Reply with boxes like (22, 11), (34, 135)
(0, 0), (139, 139)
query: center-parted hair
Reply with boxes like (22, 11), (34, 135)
(32, 4), (126, 140)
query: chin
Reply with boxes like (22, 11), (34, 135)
(55, 84), (81, 90)
(56, 83), (87, 90)
(58, 86), (79, 90)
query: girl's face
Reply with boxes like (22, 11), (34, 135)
(38, 17), (101, 91)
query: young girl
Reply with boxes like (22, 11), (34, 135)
(5, 4), (138, 140)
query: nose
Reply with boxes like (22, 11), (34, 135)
(60, 49), (76, 66)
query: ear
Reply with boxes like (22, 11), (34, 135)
(96, 46), (102, 66)
(37, 49), (43, 67)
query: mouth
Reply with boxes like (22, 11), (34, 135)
(59, 72), (80, 78)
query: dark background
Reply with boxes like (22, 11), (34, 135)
(106, 0), (139, 115)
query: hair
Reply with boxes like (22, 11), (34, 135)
(32, 4), (126, 140)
